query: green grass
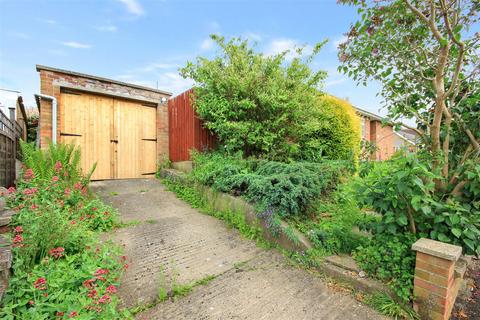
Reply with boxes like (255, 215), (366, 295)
(363, 293), (419, 320)
(161, 177), (265, 244)
(117, 219), (141, 228)
(288, 182), (379, 257)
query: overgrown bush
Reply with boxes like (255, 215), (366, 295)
(0, 143), (123, 319)
(191, 152), (351, 219)
(355, 152), (480, 255)
(299, 95), (361, 162)
(354, 233), (417, 304)
(181, 35), (360, 162)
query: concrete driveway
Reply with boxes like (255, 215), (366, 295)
(92, 179), (386, 320)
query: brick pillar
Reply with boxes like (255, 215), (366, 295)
(412, 238), (462, 320)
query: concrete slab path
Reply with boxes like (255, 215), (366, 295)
(92, 179), (387, 320)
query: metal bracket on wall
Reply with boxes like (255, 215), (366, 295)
(60, 132), (82, 137)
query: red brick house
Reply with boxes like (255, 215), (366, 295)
(355, 106), (418, 160)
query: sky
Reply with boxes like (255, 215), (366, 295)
(0, 0), (385, 114)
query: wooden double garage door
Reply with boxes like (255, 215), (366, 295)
(60, 89), (157, 180)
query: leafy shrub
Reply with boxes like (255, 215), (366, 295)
(191, 152), (350, 218)
(0, 243), (124, 319)
(291, 184), (376, 255)
(356, 152), (480, 255)
(182, 35), (360, 162)
(0, 143), (123, 319)
(20, 141), (95, 184)
(298, 95), (361, 162)
(354, 233), (417, 304)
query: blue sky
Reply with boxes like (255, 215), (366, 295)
(0, 0), (384, 114)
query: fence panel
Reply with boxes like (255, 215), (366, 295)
(168, 89), (216, 162)
(0, 110), (21, 188)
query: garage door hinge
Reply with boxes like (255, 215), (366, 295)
(60, 132), (82, 137)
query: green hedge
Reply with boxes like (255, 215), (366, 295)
(191, 152), (351, 218)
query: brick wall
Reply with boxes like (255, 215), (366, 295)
(369, 120), (395, 160)
(37, 66), (171, 162)
(412, 238), (464, 320)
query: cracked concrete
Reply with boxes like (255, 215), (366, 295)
(92, 179), (387, 320)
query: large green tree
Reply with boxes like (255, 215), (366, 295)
(339, 0), (479, 195)
(181, 35), (361, 162)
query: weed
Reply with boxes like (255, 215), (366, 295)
(146, 219), (158, 224)
(117, 220), (141, 228)
(363, 293), (420, 320)
(139, 189), (148, 193)
(110, 191), (119, 196)
(161, 177), (264, 243)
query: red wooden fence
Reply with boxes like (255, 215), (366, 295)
(168, 89), (216, 162)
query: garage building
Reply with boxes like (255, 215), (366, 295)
(36, 65), (171, 180)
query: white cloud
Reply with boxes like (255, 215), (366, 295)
(200, 38), (215, 51)
(265, 38), (313, 61)
(244, 32), (262, 42)
(331, 35), (348, 51)
(48, 49), (67, 56)
(325, 78), (347, 87)
(114, 72), (193, 95)
(96, 25), (118, 32)
(138, 62), (179, 72)
(207, 21), (220, 31)
(8, 32), (30, 39)
(40, 19), (57, 25)
(118, 0), (144, 16)
(61, 41), (92, 49)
(156, 72), (194, 94)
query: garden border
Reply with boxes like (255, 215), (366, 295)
(160, 168), (397, 300)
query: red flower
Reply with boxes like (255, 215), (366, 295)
(103, 211), (110, 216)
(70, 220), (76, 225)
(7, 186), (16, 194)
(14, 226), (23, 233)
(123, 263), (129, 270)
(43, 293), (48, 297)
(120, 255), (127, 262)
(74, 182), (82, 190)
(87, 289), (98, 298)
(96, 276), (106, 282)
(64, 188), (71, 196)
(68, 311), (78, 318)
(30, 203), (38, 210)
(94, 269), (109, 276)
(24, 168), (34, 180)
(13, 234), (23, 243)
(106, 285), (117, 294)
(98, 294), (111, 304)
(28, 300), (35, 305)
(22, 187), (38, 195)
(54, 161), (63, 172)
(48, 247), (65, 259)
(56, 311), (65, 317)
(83, 278), (96, 289)
(33, 277), (47, 290)
(81, 187), (88, 195)
(51, 176), (59, 182)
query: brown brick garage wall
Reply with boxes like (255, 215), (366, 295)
(36, 65), (171, 176)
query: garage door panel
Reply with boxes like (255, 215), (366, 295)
(60, 91), (113, 180)
(60, 91), (157, 180)
(115, 99), (157, 179)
